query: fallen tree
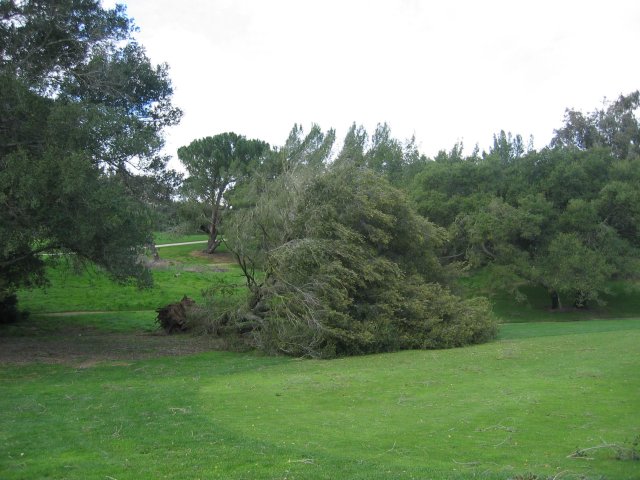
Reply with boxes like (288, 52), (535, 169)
(220, 160), (497, 358)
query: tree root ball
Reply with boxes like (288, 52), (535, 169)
(156, 296), (195, 333)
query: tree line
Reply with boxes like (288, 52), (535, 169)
(177, 125), (496, 357)
(409, 94), (640, 310)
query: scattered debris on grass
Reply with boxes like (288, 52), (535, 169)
(568, 437), (640, 461)
(0, 331), (224, 366)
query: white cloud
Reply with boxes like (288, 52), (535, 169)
(113, 0), (640, 169)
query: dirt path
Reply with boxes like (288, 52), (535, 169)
(0, 331), (225, 366)
(43, 310), (145, 316)
(155, 240), (208, 248)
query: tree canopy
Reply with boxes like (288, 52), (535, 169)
(552, 91), (640, 160)
(4, 1), (636, 353)
(334, 122), (425, 187)
(409, 93), (640, 309)
(216, 132), (497, 358)
(177, 132), (270, 253)
(186, 93), (640, 356)
(0, 0), (181, 309)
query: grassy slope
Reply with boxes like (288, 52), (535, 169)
(1, 318), (639, 479)
(153, 232), (209, 245)
(17, 249), (243, 314)
(0, 310), (157, 335)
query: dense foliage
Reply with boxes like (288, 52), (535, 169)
(184, 95), (640, 355)
(410, 93), (640, 309)
(334, 122), (425, 187)
(0, 0), (180, 305)
(210, 127), (497, 358)
(5, 0), (636, 356)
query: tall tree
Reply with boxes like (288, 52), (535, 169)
(277, 123), (335, 172)
(0, 0), (181, 310)
(335, 123), (426, 187)
(177, 133), (269, 253)
(552, 91), (640, 159)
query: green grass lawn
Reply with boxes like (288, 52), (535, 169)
(5, 244), (639, 479)
(1, 318), (639, 479)
(0, 310), (158, 335)
(17, 251), (245, 314)
(157, 242), (231, 264)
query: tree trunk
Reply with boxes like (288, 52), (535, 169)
(205, 190), (225, 254)
(574, 291), (587, 309)
(550, 291), (560, 310)
(206, 222), (220, 254)
(148, 241), (160, 261)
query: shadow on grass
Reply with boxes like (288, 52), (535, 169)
(0, 311), (228, 366)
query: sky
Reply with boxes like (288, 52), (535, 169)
(112, 0), (640, 170)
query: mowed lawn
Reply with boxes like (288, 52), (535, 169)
(3, 244), (639, 479)
(1, 316), (638, 480)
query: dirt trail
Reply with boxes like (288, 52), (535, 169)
(43, 311), (134, 316)
(0, 331), (224, 366)
(155, 240), (208, 248)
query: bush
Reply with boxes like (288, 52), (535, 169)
(182, 282), (254, 340)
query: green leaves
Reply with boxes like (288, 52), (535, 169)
(410, 100), (640, 310)
(0, 0), (132, 92)
(540, 233), (614, 307)
(552, 91), (640, 159)
(0, 0), (179, 298)
(225, 159), (496, 358)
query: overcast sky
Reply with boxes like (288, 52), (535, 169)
(113, 0), (640, 169)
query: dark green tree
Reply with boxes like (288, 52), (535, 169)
(335, 123), (426, 187)
(0, 0), (181, 311)
(410, 119), (640, 310)
(277, 123), (335, 172)
(552, 91), (640, 160)
(334, 123), (367, 166)
(126, 169), (184, 232)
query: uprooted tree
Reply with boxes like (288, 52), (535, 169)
(156, 296), (195, 333)
(214, 128), (497, 358)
